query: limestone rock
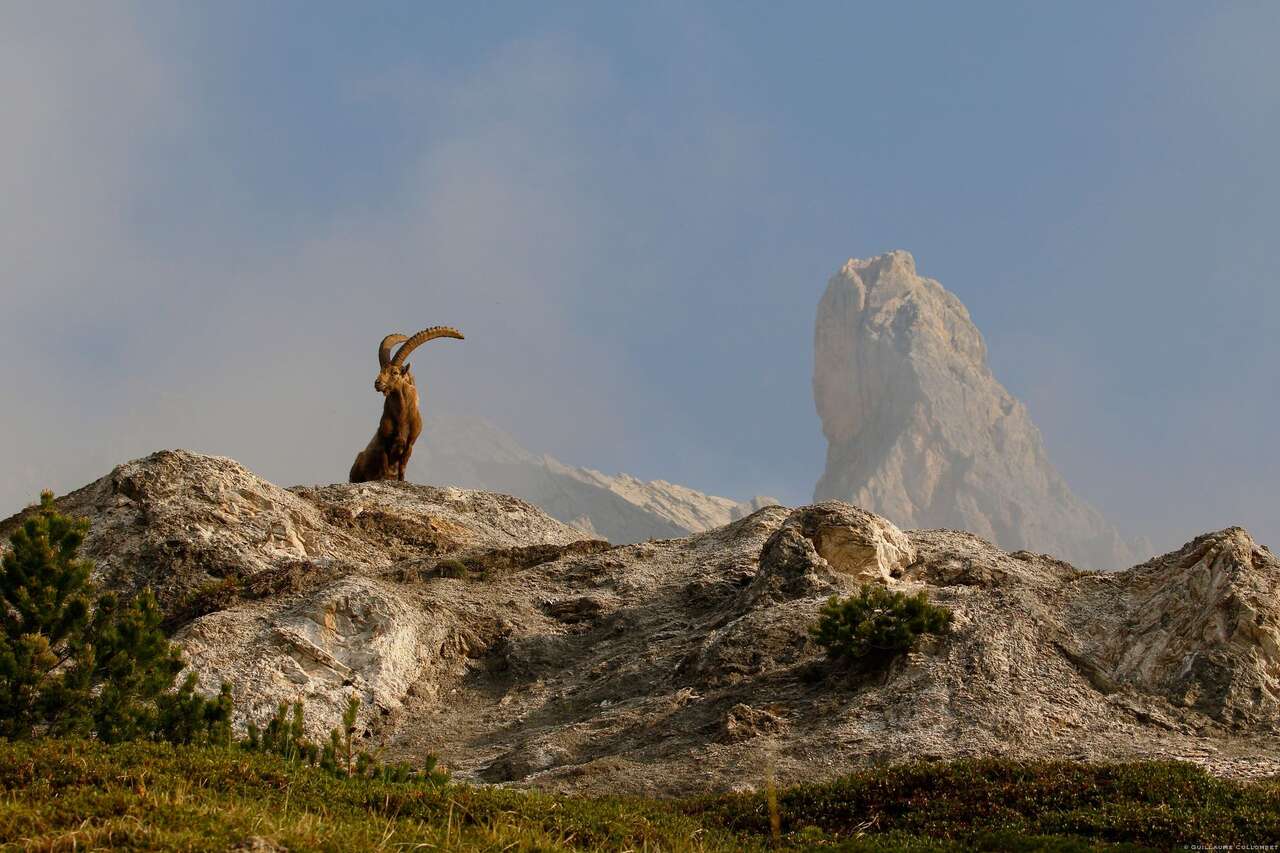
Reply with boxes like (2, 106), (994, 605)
(1068, 527), (1280, 726)
(5, 452), (1280, 795)
(417, 415), (777, 543)
(177, 575), (435, 737)
(722, 703), (789, 742)
(813, 251), (1146, 569)
(753, 503), (915, 601)
(802, 502), (916, 582)
(0, 450), (586, 740)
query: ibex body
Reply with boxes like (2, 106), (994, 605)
(349, 327), (464, 483)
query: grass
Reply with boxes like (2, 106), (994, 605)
(0, 741), (1276, 851)
(685, 759), (1280, 850)
(0, 739), (734, 852)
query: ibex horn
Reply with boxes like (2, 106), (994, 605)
(390, 326), (464, 367)
(378, 334), (408, 368)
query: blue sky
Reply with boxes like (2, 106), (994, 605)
(2, 2), (1276, 554)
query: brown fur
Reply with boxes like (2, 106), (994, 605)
(349, 327), (462, 483)
(349, 371), (421, 482)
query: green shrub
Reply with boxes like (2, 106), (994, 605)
(435, 558), (469, 579)
(684, 759), (1280, 847)
(247, 693), (447, 786)
(164, 576), (242, 630)
(155, 675), (233, 746)
(0, 492), (229, 744)
(809, 584), (952, 665)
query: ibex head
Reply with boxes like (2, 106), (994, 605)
(375, 327), (464, 394)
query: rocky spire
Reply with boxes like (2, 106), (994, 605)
(813, 250), (1146, 568)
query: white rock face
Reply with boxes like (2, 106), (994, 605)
(814, 251), (1147, 569)
(14, 450), (586, 739)
(8, 452), (1280, 794)
(416, 415), (777, 543)
(180, 575), (440, 736)
(763, 502), (916, 586)
(1068, 527), (1280, 725)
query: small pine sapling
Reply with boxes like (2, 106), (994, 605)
(289, 701), (305, 762)
(420, 753), (450, 786)
(436, 559), (468, 580)
(810, 583), (952, 667)
(0, 492), (93, 739)
(245, 720), (261, 751)
(207, 683), (234, 747)
(336, 694), (359, 777)
(321, 731), (339, 773)
(0, 492), (211, 743)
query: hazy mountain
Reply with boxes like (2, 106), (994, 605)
(415, 415), (776, 544)
(814, 251), (1149, 568)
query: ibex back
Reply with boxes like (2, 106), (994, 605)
(349, 326), (464, 483)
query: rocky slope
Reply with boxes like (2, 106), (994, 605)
(416, 415), (776, 543)
(4, 450), (1279, 795)
(814, 251), (1147, 569)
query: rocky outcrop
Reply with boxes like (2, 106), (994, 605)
(1066, 527), (1280, 727)
(813, 251), (1146, 569)
(5, 451), (1279, 795)
(751, 503), (917, 601)
(416, 415), (776, 543)
(6, 450), (587, 739)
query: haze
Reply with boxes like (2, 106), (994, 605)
(2, 2), (1276, 555)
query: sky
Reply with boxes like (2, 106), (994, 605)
(1, 2), (1276, 555)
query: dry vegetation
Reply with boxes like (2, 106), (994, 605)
(1, 740), (1278, 850)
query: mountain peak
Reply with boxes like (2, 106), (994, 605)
(417, 415), (778, 543)
(841, 249), (916, 281)
(814, 252), (1144, 569)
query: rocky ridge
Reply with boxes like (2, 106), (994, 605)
(4, 450), (1278, 796)
(813, 251), (1148, 569)
(416, 414), (776, 543)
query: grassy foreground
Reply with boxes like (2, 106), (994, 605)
(0, 741), (1276, 851)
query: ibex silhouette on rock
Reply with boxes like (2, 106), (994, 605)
(349, 326), (464, 483)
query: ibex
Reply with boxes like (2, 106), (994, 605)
(349, 326), (464, 483)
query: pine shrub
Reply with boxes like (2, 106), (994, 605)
(809, 584), (952, 665)
(436, 559), (469, 580)
(246, 693), (448, 786)
(0, 492), (228, 743)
